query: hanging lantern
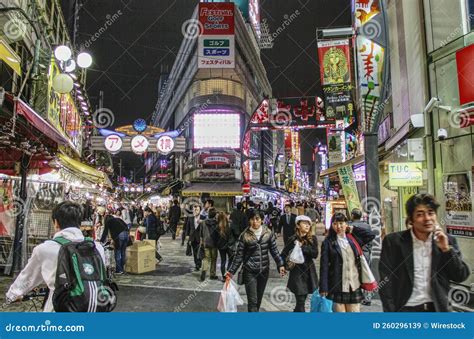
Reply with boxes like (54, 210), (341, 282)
(52, 73), (74, 93)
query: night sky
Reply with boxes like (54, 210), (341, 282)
(71, 0), (351, 180)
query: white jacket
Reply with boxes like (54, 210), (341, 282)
(6, 227), (105, 312)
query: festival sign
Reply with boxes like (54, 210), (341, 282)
(317, 39), (354, 120)
(198, 2), (235, 69)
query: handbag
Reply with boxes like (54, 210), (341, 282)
(310, 289), (333, 312)
(347, 234), (378, 291)
(197, 245), (205, 260)
(186, 241), (192, 256)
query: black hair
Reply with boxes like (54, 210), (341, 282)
(351, 208), (362, 220)
(173, 199), (179, 205)
(52, 201), (83, 229)
(406, 193), (440, 222)
(327, 212), (348, 239)
(236, 202), (243, 210)
(208, 207), (217, 219)
(247, 209), (264, 220)
(206, 199), (214, 207)
(144, 207), (153, 213)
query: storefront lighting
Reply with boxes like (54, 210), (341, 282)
(69, 73), (77, 80)
(54, 45), (72, 61)
(77, 95), (84, 101)
(52, 73), (74, 94)
(65, 59), (76, 73)
(77, 52), (93, 68)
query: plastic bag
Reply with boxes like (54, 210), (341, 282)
(289, 241), (305, 264)
(217, 279), (244, 312)
(310, 290), (333, 312)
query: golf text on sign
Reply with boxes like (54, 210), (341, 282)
(388, 162), (423, 187)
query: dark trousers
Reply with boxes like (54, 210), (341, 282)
(243, 269), (269, 312)
(191, 241), (201, 269)
(181, 227), (186, 245)
(294, 294), (307, 312)
(218, 248), (229, 278)
(169, 222), (178, 239)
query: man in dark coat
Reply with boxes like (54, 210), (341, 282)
(379, 194), (470, 312)
(199, 207), (219, 281)
(185, 205), (202, 271)
(168, 199), (181, 240)
(277, 204), (297, 246)
(230, 202), (247, 239)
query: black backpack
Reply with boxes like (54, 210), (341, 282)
(52, 237), (117, 312)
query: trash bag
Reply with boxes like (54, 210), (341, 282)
(310, 290), (333, 312)
(217, 279), (244, 312)
(289, 241), (305, 264)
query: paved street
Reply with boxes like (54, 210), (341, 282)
(1, 232), (383, 312)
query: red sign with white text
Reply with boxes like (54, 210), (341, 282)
(199, 3), (235, 35)
(456, 44), (474, 105)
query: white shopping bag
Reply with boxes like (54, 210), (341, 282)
(217, 279), (244, 312)
(289, 241), (305, 264)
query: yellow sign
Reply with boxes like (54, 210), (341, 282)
(400, 186), (419, 220)
(47, 57), (83, 154)
(0, 40), (21, 76)
(389, 162), (423, 187)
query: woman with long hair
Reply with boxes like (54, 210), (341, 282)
(216, 212), (235, 281)
(319, 212), (375, 312)
(281, 215), (318, 312)
(226, 209), (285, 312)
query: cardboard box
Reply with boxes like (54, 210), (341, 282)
(125, 241), (156, 274)
(142, 239), (156, 249)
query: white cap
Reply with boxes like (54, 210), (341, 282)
(295, 215), (311, 224)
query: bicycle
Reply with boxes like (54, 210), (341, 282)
(3, 287), (48, 312)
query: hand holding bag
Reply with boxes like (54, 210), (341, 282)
(347, 234), (378, 291)
(289, 240), (305, 264)
(217, 279), (244, 312)
(310, 289), (333, 312)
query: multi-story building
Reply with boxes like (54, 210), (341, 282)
(148, 1), (272, 210)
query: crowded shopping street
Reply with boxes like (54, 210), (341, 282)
(0, 0), (473, 317)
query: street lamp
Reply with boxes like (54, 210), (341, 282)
(52, 45), (93, 94)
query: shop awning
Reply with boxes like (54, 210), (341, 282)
(9, 94), (69, 146)
(0, 40), (21, 76)
(181, 182), (243, 197)
(58, 153), (112, 188)
(319, 155), (365, 178)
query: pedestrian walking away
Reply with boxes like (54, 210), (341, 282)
(200, 207), (219, 281)
(379, 194), (470, 312)
(281, 215), (319, 312)
(168, 199), (182, 240)
(216, 211), (235, 281)
(226, 209), (285, 312)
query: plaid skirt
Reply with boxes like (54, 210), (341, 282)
(329, 288), (363, 304)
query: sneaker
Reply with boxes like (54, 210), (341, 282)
(200, 271), (206, 282)
(116, 271), (124, 275)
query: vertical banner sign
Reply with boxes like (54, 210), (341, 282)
(327, 130), (343, 165)
(337, 165), (362, 214)
(198, 3), (235, 69)
(317, 39), (354, 120)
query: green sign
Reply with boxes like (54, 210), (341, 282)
(337, 165), (362, 213)
(204, 39), (230, 47)
(389, 162), (423, 187)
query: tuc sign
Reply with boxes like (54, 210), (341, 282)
(388, 162), (423, 187)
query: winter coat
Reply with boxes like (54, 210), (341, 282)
(185, 216), (201, 243)
(319, 226), (375, 295)
(228, 226), (284, 275)
(168, 205), (181, 224)
(144, 214), (159, 239)
(200, 218), (218, 248)
(216, 226), (235, 251)
(281, 235), (319, 295)
(230, 209), (247, 237)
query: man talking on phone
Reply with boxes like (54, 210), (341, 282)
(379, 194), (470, 312)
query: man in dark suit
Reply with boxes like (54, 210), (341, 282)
(277, 204), (297, 246)
(168, 199), (182, 240)
(379, 194), (470, 312)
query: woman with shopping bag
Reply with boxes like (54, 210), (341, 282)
(281, 215), (319, 312)
(226, 209), (285, 312)
(319, 212), (375, 312)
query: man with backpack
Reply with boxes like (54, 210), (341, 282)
(6, 201), (114, 312)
